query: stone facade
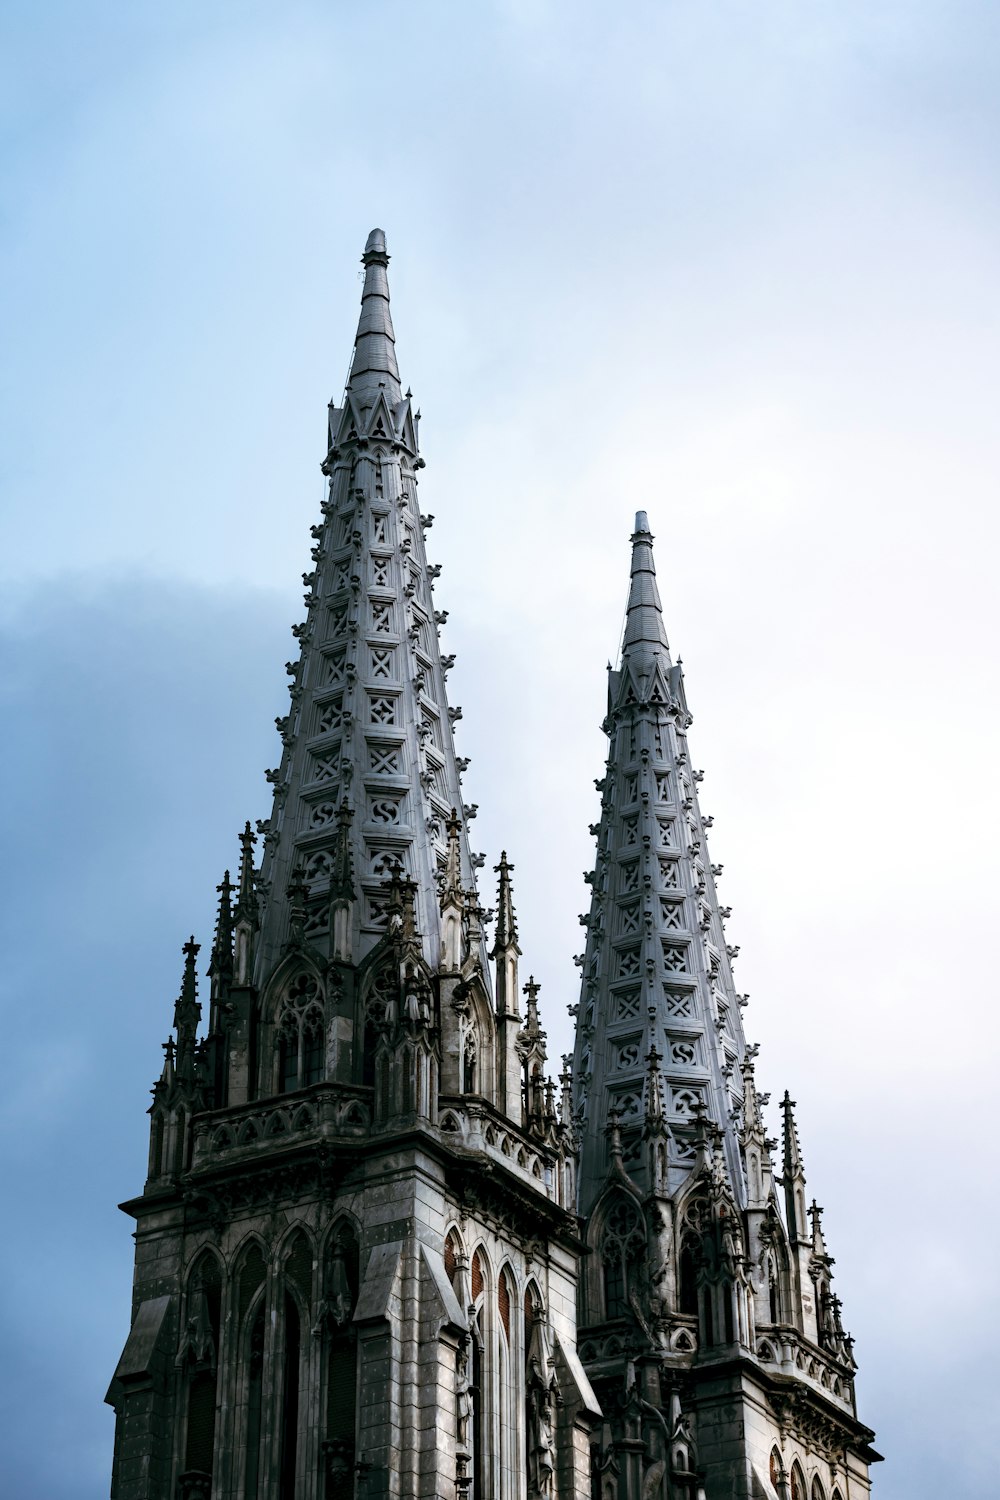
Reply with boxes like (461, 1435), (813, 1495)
(107, 231), (878, 1500)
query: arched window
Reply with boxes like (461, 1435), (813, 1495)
(497, 1267), (515, 1500)
(180, 1253), (222, 1487)
(275, 972), (324, 1094)
(278, 1292), (301, 1499)
(790, 1461), (805, 1500)
(769, 1449), (783, 1491)
(470, 1250), (488, 1500)
(323, 1222), (360, 1498)
(811, 1476), (827, 1500)
(235, 1243), (267, 1500)
(768, 1258), (780, 1323)
(244, 1301), (266, 1500)
(524, 1284), (555, 1500)
(600, 1194), (645, 1322)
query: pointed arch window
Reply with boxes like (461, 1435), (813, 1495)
(524, 1285), (556, 1500)
(275, 972), (324, 1093)
(179, 1252), (222, 1491)
(278, 1292), (301, 1499)
(601, 1194), (645, 1322)
(790, 1462), (805, 1500)
(470, 1250), (488, 1500)
(323, 1222), (360, 1497)
(235, 1244), (267, 1500)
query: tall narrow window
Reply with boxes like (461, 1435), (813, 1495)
(324, 1223), (360, 1499)
(245, 1303), (265, 1500)
(603, 1255), (627, 1319)
(180, 1255), (222, 1487)
(769, 1262), (780, 1324)
(280, 1028), (299, 1093)
(701, 1287), (714, 1347)
(470, 1251), (488, 1500)
(679, 1243), (698, 1318)
(303, 1019), (324, 1085)
(279, 1294), (301, 1500)
(363, 1018), (378, 1089)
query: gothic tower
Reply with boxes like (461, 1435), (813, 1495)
(106, 231), (598, 1500)
(570, 516), (880, 1499)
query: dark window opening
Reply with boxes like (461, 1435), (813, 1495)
(303, 1026), (323, 1086)
(279, 1294), (301, 1500)
(679, 1244), (698, 1318)
(245, 1303), (265, 1500)
(280, 1033), (299, 1094)
(604, 1256), (627, 1320)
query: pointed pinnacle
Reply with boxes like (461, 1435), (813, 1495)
(237, 821), (257, 916)
(210, 871), (234, 977)
(491, 850), (521, 957)
(174, 936), (202, 1044)
(781, 1091), (806, 1179)
(808, 1199), (829, 1256)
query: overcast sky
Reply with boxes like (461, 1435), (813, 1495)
(2, 3), (999, 1496)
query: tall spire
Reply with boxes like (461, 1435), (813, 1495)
(252, 229), (482, 983)
(572, 515), (749, 1214)
(347, 227), (401, 410)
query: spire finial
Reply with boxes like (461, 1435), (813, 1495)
(621, 511), (671, 664)
(348, 228), (400, 405)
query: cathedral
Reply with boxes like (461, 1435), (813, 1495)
(106, 230), (879, 1500)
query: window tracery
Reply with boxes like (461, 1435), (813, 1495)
(601, 1194), (645, 1321)
(275, 972), (324, 1093)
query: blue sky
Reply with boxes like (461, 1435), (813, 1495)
(2, 3), (999, 1495)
